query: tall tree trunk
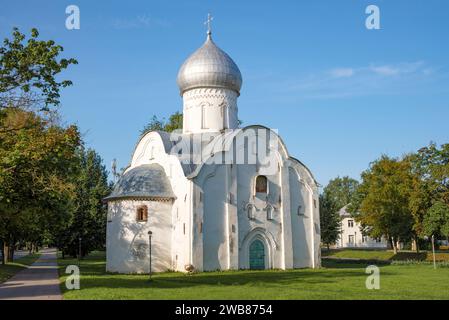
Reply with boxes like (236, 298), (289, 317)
(412, 237), (420, 253)
(391, 236), (397, 254)
(3, 242), (9, 264)
(431, 235), (436, 269)
(1, 240), (4, 265)
(8, 244), (14, 263)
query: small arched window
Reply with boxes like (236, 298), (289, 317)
(246, 204), (255, 220)
(266, 205), (274, 220)
(255, 175), (268, 194)
(136, 205), (148, 222)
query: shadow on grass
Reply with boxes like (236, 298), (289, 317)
(322, 248), (449, 262)
(321, 259), (391, 269)
(75, 270), (367, 290)
(58, 252), (394, 291)
(390, 252), (427, 261)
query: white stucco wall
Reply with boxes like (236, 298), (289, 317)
(182, 88), (239, 133)
(336, 217), (388, 248)
(107, 128), (321, 273)
(187, 127), (321, 271)
(110, 132), (193, 272)
(201, 165), (228, 271)
(193, 162), (285, 271)
(106, 199), (173, 273)
(288, 158), (321, 268)
(289, 167), (312, 267)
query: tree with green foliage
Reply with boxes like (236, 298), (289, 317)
(319, 176), (358, 249)
(56, 149), (111, 258)
(141, 111), (183, 135)
(141, 111), (243, 135)
(0, 27), (77, 111)
(422, 201), (449, 240)
(423, 201), (449, 266)
(0, 108), (81, 263)
(406, 153), (434, 251)
(164, 112), (183, 133)
(414, 143), (449, 205)
(404, 143), (449, 251)
(319, 193), (341, 250)
(349, 156), (414, 254)
(324, 176), (359, 210)
(0, 27), (80, 263)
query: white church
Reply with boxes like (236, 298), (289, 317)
(105, 22), (321, 273)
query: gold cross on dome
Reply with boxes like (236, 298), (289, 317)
(204, 13), (213, 34)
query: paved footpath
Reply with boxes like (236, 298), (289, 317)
(13, 249), (33, 260)
(0, 248), (62, 300)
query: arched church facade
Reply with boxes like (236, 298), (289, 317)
(105, 26), (321, 273)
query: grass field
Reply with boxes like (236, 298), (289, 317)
(58, 251), (449, 300)
(0, 253), (41, 283)
(322, 248), (449, 262)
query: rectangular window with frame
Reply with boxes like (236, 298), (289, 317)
(348, 235), (355, 244)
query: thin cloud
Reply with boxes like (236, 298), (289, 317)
(369, 62), (425, 76)
(281, 61), (445, 99)
(370, 65), (400, 76)
(112, 14), (171, 30)
(329, 68), (355, 78)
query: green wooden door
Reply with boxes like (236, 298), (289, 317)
(249, 239), (265, 270)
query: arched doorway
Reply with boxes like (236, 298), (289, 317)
(249, 239), (265, 270)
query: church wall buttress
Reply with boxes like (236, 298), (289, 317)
(279, 161), (294, 269)
(191, 181), (204, 272)
(226, 164), (239, 269)
(196, 164), (229, 271)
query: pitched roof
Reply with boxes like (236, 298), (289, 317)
(339, 205), (352, 217)
(104, 164), (175, 201)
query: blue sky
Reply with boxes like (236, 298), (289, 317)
(1, 0), (449, 187)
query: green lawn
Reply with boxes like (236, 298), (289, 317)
(58, 251), (449, 300)
(0, 253), (41, 283)
(322, 248), (449, 262)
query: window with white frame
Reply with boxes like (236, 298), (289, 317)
(348, 235), (355, 244)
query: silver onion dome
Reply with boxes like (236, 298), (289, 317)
(177, 32), (242, 95)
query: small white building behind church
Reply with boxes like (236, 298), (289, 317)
(336, 205), (388, 249)
(105, 26), (321, 273)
